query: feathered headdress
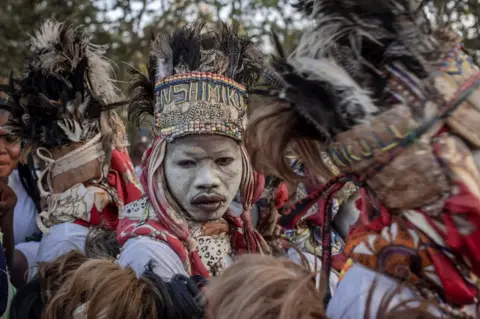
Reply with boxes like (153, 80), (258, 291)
(128, 23), (262, 140)
(1, 20), (125, 154)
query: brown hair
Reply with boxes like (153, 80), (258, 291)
(9, 251), (89, 319)
(245, 103), (332, 184)
(29, 251), (203, 319)
(44, 256), (158, 319)
(205, 254), (326, 319)
(37, 251), (89, 302)
(205, 254), (455, 319)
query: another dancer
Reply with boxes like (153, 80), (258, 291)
(1, 20), (142, 281)
(246, 0), (480, 317)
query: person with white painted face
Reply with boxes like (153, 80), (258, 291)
(117, 23), (269, 279)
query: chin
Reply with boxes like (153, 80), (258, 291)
(189, 210), (226, 222)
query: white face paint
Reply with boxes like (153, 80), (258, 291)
(164, 135), (243, 222)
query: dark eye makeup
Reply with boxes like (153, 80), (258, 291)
(176, 156), (235, 168)
(215, 157), (234, 166)
(177, 159), (196, 168)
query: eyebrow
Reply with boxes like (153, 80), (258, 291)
(178, 149), (234, 158)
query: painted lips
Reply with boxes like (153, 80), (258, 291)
(191, 194), (225, 213)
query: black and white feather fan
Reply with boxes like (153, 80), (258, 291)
(258, 0), (449, 142)
(1, 20), (124, 152)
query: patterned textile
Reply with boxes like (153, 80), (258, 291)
(339, 66), (480, 310)
(274, 160), (355, 272)
(117, 137), (269, 277)
(346, 222), (479, 317)
(37, 149), (143, 233)
(282, 222), (347, 272)
(192, 220), (233, 276)
(282, 129), (480, 310)
(431, 134), (480, 277)
(273, 182), (289, 209)
(345, 142), (480, 306)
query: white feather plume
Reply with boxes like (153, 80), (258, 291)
(57, 119), (83, 142)
(30, 19), (121, 104)
(290, 57), (379, 123)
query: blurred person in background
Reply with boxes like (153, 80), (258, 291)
(0, 93), (36, 316)
(0, 92), (40, 288)
(131, 141), (147, 181)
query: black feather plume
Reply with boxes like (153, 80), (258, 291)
(293, 0), (444, 106)
(292, 0), (315, 16)
(141, 264), (204, 319)
(127, 64), (155, 127)
(271, 30), (286, 59)
(216, 22), (262, 90)
(3, 20), (122, 151)
(269, 59), (351, 141)
(128, 22), (264, 126)
(170, 24), (204, 72)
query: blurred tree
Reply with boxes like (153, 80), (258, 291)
(2, 0), (478, 80)
(0, 0), (109, 75)
(425, 0), (480, 61)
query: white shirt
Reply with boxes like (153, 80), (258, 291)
(36, 222), (89, 262)
(135, 166), (142, 181)
(27, 223), (89, 280)
(118, 236), (188, 280)
(326, 264), (443, 318)
(287, 248), (338, 295)
(8, 169), (40, 245)
(119, 236), (339, 293)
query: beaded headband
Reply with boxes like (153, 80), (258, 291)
(154, 72), (248, 142)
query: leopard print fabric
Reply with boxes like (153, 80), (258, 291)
(191, 222), (233, 276)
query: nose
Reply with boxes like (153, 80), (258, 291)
(193, 163), (220, 191)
